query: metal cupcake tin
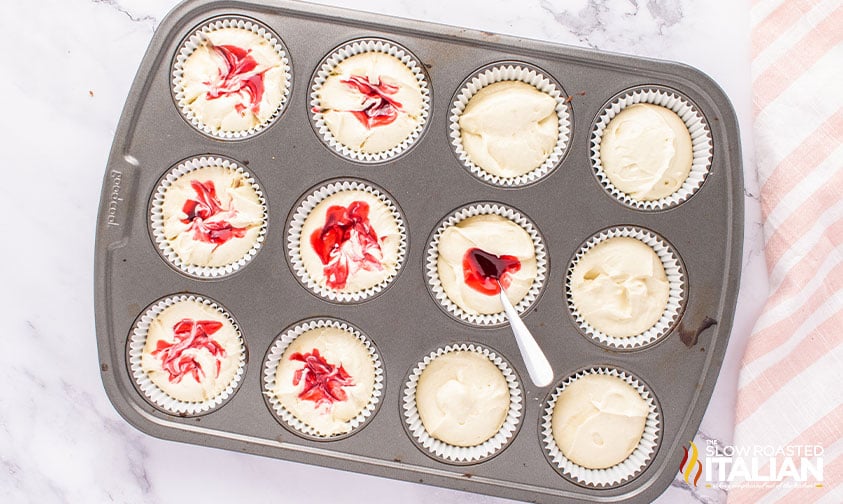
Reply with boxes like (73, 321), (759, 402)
(94, 1), (743, 502)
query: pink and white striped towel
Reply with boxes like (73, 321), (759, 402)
(730, 0), (843, 502)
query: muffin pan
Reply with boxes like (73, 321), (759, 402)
(95, 1), (743, 503)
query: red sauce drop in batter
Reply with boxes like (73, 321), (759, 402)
(152, 318), (226, 383)
(205, 44), (267, 115)
(340, 75), (402, 128)
(463, 247), (521, 295)
(309, 201), (385, 290)
(290, 348), (354, 406)
(181, 180), (248, 246)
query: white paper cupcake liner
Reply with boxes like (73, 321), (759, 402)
(262, 318), (384, 440)
(309, 38), (431, 163)
(449, 62), (572, 187)
(127, 294), (247, 416)
(590, 87), (713, 210)
(402, 343), (523, 464)
(286, 179), (408, 303)
(149, 156), (268, 279)
(171, 16), (292, 140)
(566, 226), (686, 350)
(425, 203), (547, 326)
(541, 366), (661, 487)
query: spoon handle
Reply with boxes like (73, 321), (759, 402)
(498, 286), (554, 387)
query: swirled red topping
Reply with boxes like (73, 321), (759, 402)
(463, 247), (522, 295)
(340, 75), (402, 128)
(309, 201), (385, 289)
(152, 318), (226, 383)
(205, 44), (267, 115)
(181, 180), (247, 245)
(290, 348), (354, 406)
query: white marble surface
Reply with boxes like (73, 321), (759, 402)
(0, 0), (767, 503)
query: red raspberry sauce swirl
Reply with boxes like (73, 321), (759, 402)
(152, 318), (227, 384)
(204, 44), (268, 115)
(290, 348), (354, 406)
(340, 75), (402, 128)
(181, 180), (248, 246)
(463, 247), (522, 295)
(309, 201), (385, 290)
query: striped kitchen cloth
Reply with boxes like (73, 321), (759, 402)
(730, 0), (843, 502)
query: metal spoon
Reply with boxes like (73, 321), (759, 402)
(497, 280), (554, 387)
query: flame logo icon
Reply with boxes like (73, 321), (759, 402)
(679, 441), (703, 486)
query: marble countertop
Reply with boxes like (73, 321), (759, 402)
(1, 0), (767, 502)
